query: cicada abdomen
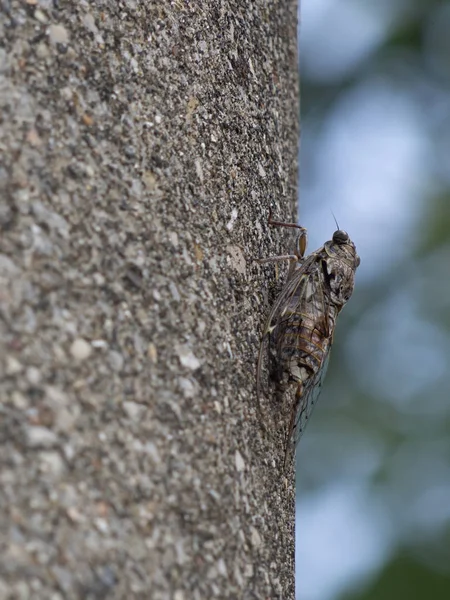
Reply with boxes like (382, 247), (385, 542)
(257, 212), (360, 466)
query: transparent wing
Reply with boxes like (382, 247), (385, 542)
(257, 255), (330, 402)
(273, 261), (330, 355)
(256, 261), (311, 404)
(293, 350), (330, 447)
(273, 262), (333, 455)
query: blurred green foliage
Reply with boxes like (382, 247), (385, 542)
(298, 1), (450, 598)
(346, 554), (450, 600)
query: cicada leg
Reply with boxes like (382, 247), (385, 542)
(255, 254), (300, 284)
(268, 208), (308, 263)
(256, 254), (299, 264)
(268, 208), (306, 234)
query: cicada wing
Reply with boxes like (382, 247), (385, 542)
(274, 263), (334, 451)
(294, 350), (330, 447)
(256, 262), (309, 404)
(273, 258), (330, 357)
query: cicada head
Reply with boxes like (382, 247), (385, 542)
(324, 230), (360, 307)
(331, 230), (360, 269)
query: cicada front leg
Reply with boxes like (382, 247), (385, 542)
(256, 254), (299, 265)
(268, 208), (308, 262)
(254, 210), (307, 266)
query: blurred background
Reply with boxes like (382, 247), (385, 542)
(296, 0), (450, 599)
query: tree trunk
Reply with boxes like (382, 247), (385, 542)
(0, 1), (299, 598)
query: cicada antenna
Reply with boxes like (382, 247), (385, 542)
(331, 210), (340, 231)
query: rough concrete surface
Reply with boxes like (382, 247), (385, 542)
(0, 1), (299, 598)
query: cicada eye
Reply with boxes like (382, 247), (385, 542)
(355, 255), (361, 268)
(332, 230), (349, 244)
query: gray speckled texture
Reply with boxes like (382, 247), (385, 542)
(0, 1), (299, 598)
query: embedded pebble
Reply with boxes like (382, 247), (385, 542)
(91, 339), (108, 349)
(178, 377), (196, 398)
(168, 231), (179, 247)
(26, 426), (58, 448)
(148, 343), (158, 363)
(226, 208), (238, 231)
(50, 566), (73, 593)
(235, 450), (245, 472)
(55, 409), (76, 433)
(250, 526), (262, 548)
(217, 558), (228, 576)
(123, 401), (146, 421)
(45, 386), (70, 407)
(108, 350), (124, 372)
(169, 281), (181, 302)
(82, 13), (98, 34)
(35, 9), (48, 24)
(39, 451), (65, 477)
(11, 391), (28, 409)
(6, 356), (23, 376)
(48, 24), (69, 45)
(94, 518), (109, 534)
(26, 366), (41, 385)
(70, 338), (92, 361)
(176, 345), (201, 370)
(195, 158), (203, 183)
(143, 442), (160, 464)
(227, 245), (246, 275)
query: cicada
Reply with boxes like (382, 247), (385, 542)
(256, 210), (360, 465)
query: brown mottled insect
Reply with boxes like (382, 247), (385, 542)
(257, 210), (360, 465)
